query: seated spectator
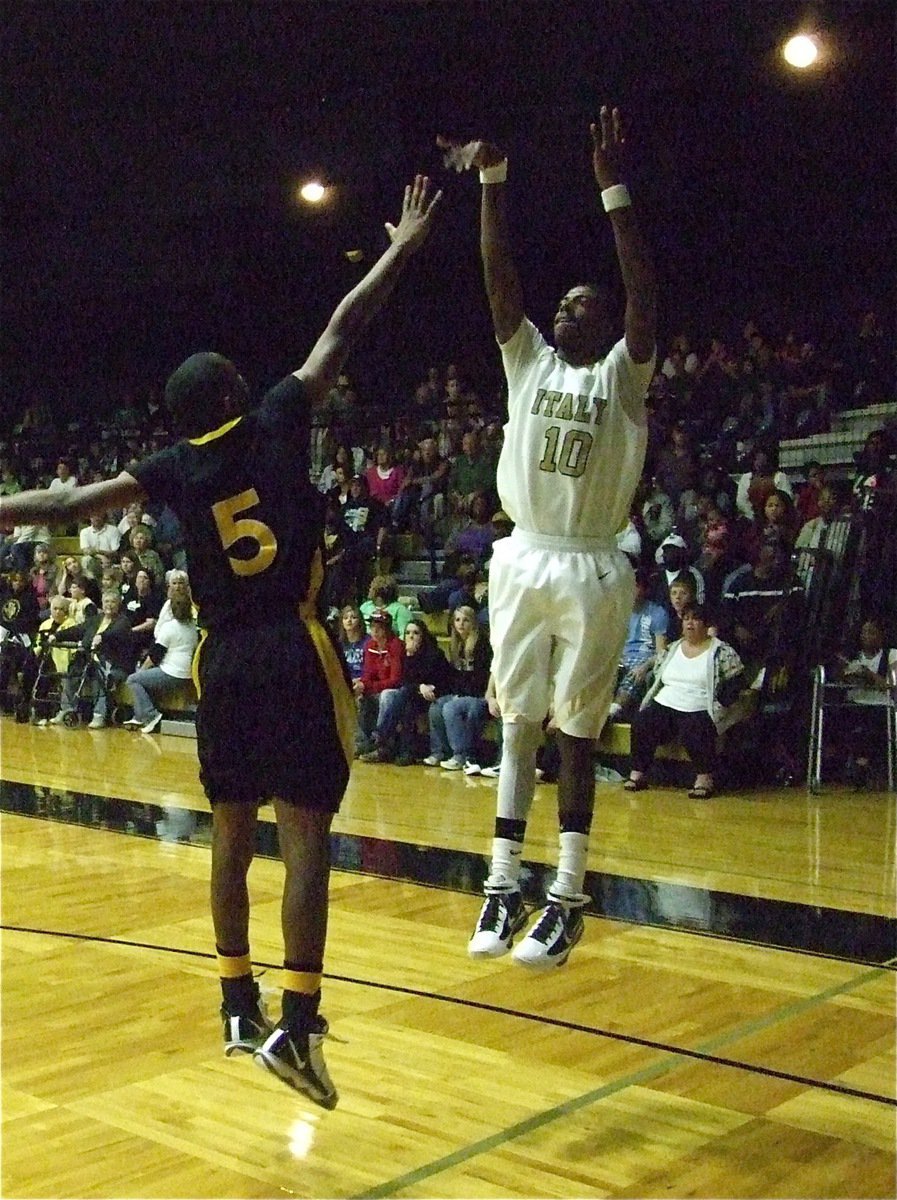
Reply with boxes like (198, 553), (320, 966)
(79, 512), (122, 579)
(320, 499), (358, 614)
(0, 569), (42, 716)
(123, 584), (199, 733)
(317, 443), (356, 495)
(607, 570), (669, 722)
(56, 555), (100, 605)
(365, 446), (405, 513)
(50, 590), (134, 729)
(654, 421), (698, 510)
(640, 477), (675, 556)
(145, 501), (186, 572)
(719, 534), (805, 686)
(795, 483), (842, 551)
(353, 609), (404, 756)
(447, 429), (496, 517)
(624, 604), (745, 799)
(392, 436), (449, 534)
(459, 673), (503, 775)
(665, 572), (699, 640)
(423, 604), (492, 771)
(327, 463), (353, 512)
(741, 488), (799, 564)
(795, 461), (826, 525)
(30, 596), (78, 723)
(836, 616), (897, 787)
(735, 443), (793, 521)
(0, 522), (51, 573)
(694, 502), (736, 612)
(661, 333), (699, 380)
(0, 460), (23, 496)
(654, 533), (705, 609)
(343, 474), (390, 586)
(123, 567), (164, 656)
(442, 490), (497, 569)
(338, 604), (368, 685)
(30, 542), (59, 619)
(360, 574), (414, 638)
(117, 499), (156, 540)
(67, 576), (98, 625)
(696, 459), (738, 519)
(359, 618), (452, 765)
(100, 564), (124, 596)
(49, 456), (78, 497)
(118, 550), (140, 603)
(154, 569), (194, 626)
(129, 525), (166, 583)
(616, 508), (643, 565)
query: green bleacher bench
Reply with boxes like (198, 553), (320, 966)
(50, 536), (82, 558)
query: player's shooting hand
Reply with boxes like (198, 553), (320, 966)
(436, 135), (505, 173)
(384, 175), (443, 250)
(590, 105), (626, 191)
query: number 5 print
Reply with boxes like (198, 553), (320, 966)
(212, 488), (278, 577)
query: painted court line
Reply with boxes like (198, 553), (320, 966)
(353, 961), (892, 1199)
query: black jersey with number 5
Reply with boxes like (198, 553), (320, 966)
(131, 375), (324, 630)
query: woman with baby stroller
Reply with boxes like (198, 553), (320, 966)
(49, 590), (135, 728)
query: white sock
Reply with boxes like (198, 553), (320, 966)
(485, 838), (524, 892)
(552, 831), (589, 903)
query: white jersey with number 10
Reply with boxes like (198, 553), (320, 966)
(496, 318), (654, 541)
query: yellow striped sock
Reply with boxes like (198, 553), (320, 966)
(282, 969), (321, 995)
(217, 952), (253, 980)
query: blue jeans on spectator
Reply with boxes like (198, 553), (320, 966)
(61, 661), (127, 720)
(429, 694), (488, 763)
(377, 686), (411, 740)
(126, 667), (188, 723)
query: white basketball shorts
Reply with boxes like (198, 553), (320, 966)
(488, 529), (635, 739)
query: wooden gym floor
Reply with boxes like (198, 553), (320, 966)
(1, 718), (894, 1199)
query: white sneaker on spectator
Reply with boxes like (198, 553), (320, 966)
(480, 764), (501, 778)
(440, 756), (463, 771)
(422, 755), (441, 766)
(123, 717), (143, 729)
(87, 715), (106, 730)
(49, 712), (68, 726)
(142, 712), (163, 734)
(463, 761), (482, 776)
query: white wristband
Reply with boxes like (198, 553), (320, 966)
(479, 160), (508, 184)
(601, 183), (631, 212)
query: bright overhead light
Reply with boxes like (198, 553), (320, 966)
(299, 180), (327, 204)
(783, 34), (819, 69)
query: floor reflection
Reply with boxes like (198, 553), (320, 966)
(2, 780), (894, 965)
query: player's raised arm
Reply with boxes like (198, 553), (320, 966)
(296, 175), (442, 406)
(0, 472), (145, 530)
(438, 135), (523, 346)
(590, 106), (656, 365)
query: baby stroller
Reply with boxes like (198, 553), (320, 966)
(28, 633), (68, 724)
(60, 647), (129, 728)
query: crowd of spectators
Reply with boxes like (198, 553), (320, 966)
(1, 308), (895, 784)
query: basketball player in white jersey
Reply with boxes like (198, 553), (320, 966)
(439, 107), (657, 968)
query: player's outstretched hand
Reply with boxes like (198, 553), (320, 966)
(589, 105), (626, 191)
(436, 135), (505, 173)
(384, 175), (443, 249)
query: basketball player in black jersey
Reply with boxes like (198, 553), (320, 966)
(1, 175), (442, 1109)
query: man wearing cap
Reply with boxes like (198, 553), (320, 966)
(353, 608), (404, 755)
(0, 175), (442, 1108)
